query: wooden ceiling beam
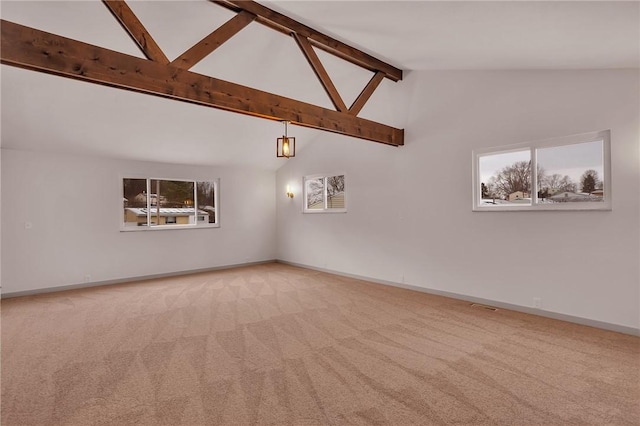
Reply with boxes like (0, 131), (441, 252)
(211, 0), (402, 82)
(171, 10), (256, 70)
(349, 71), (385, 116)
(0, 20), (403, 147)
(102, 0), (169, 64)
(293, 33), (347, 113)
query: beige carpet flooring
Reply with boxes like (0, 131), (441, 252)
(2, 263), (639, 425)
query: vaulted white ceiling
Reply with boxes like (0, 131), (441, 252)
(267, 0), (640, 71)
(1, 1), (638, 170)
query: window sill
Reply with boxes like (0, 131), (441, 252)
(473, 202), (611, 212)
(120, 224), (220, 232)
(303, 209), (347, 214)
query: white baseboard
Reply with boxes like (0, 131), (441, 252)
(4, 258), (638, 337)
(0, 260), (276, 299)
(276, 260), (640, 337)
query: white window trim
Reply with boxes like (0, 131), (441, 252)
(472, 130), (611, 212)
(303, 173), (347, 214)
(121, 176), (220, 231)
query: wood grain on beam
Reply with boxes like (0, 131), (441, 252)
(0, 20), (403, 146)
(102, 0), (169, 64)
(212, 0), (402, 82)
(349, 71), (385, 116)
(293, 33), (347, 113)
(171, 10), (256, 70)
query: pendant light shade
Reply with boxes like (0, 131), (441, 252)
(277, 121), (295, 158)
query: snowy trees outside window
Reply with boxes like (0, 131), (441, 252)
(303, 175), (346, 213)
(122, 178), (219, 229)
(473, 130), (610, 211)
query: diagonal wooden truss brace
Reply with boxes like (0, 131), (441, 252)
(170, 10), (256, 70)
(212, 0), (402, 82)
(0, 1), (404, 146)
(103, 0), (169, 64)
(293, 33), (347, 113)
(213, 0), (403, 117)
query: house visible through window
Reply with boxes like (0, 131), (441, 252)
(473, 130), (611, 211)
(303, 174), (346, 213)
(122, 178), (219, 229)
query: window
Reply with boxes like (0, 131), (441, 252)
(122, 178), (219, 230)
(472, 130), (611, 211)
(303, 174), (346, 213)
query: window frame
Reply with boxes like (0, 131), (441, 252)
(472, 130), (611, 212)
(302, 173), (347, 214)
(121, 176), (220, 231)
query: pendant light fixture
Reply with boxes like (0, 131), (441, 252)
(276, 121), (295, 158)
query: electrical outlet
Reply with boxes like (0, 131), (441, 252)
(84, 275), (92, 283)
(533, 297), (542, 309)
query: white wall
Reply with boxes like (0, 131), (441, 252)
(0, 147), (2, 294)
(276, 69), (640, 331)
(2, 69), (637, 331)
(1, 149), (276, 294)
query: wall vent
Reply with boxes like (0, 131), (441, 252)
(470, 303), (498, 311)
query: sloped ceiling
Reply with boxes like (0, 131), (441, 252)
(1, 1), (638, 170)
(266, 0), (640, 71)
